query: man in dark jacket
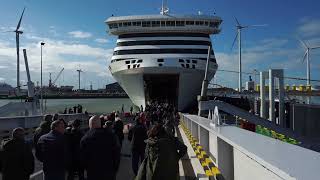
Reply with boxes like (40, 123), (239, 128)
(36, 120), (69, 180)
(0, 128), (34, 180)
(80, 115), (121, 180)
(128, 116), (148, 175)
(114, 114), (124, 147)
(66, 119), (84, 180)
(33, 114), (53, 146)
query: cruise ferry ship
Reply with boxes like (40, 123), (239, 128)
(105, 7), (222, 111)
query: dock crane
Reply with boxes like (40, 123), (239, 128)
(49, 68), (64, 87)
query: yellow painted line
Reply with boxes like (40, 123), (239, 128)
(180, 122), (224, 179)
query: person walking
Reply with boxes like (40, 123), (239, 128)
(80, 116), (121, 180)
(66, 119), (84, 180)
(130, 106), (133, 115)
(128, 116), (148, 176)
(36, 120), (69, 180)
(0, 128), (34, 180)
(135, 124), (187, 180)
(33, 114), (52, 146)
(114, 114), (124, 147)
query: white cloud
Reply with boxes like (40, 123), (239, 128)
(95, 38), (109, 43)
(0, 35), (114, 89)
(68, 31), (92, 38)
(0, 77), (5, 81)
(298, 18), (320, 37)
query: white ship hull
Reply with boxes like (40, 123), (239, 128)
(106, 13), (222, 111)
(110, 56), (217, 111)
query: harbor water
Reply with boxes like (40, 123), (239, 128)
(0, 98), (133, 115)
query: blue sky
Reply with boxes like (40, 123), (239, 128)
(0, 0), (319, 89)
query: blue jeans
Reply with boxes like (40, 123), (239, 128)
(132, 150), (145, 175)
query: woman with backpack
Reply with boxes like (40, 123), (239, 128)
(135, 124), (187, 180)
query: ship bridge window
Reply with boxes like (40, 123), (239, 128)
(186, 21), (194, 25)
(161, 21), (165, 26)
(204, 21), (208, 26)
(114, 48), (213, 55)
(210, 21), (219, 27)
(118, 23), (123, 27)
(137, 59), (143, 63)
(142, 21), (151, 27)
(157, 59), (164, 62)
(195, 21), (200, 25)
(109, 23), (118, 29)
(125, 61), (130, 64)
(119, 33), (209, 38)
(176, 21), (185, 26)
(131, 60), (136, 63)
(179, 59), (184, 62)
(192, 60), (197, 64)
(132, 21), (142, 26)
(123, 22), (132, 27)
(166, 21), (175, 26)
(199, 21), (204, 25)
(117, 40), (211, 46)
(152, 21), (160, 27)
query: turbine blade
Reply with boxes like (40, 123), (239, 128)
(1, 30), (14, 33)
(231, 32), (239, 51)
(302, 51), (307, 62)
(16, 7), (26, 30)
(311, 46), (320, 49)
(297, 37), (308, 49)
(234, 17), (240, 26)
(249, 24), (268, 27)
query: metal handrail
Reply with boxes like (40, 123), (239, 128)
(30, 170), (44, 180)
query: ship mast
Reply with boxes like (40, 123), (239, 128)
(160, 0), (169, 15)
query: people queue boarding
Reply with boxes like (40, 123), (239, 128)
(0, 101), (186, 180)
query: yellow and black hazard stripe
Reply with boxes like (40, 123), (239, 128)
(180, 122), (224, 180)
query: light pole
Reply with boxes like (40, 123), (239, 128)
(40, 42), (45, 115)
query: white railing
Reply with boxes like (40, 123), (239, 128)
(181, 113), (320, 180)
(30, 170), (44, 180)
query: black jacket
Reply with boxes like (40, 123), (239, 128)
(0, 139), (34, 180)
(36, 130), (69, 173)
(128, 123), (147, 152)
(114, 119), (124, 142)
(66, 128), (84, 168)
(80, 128), (121, 180)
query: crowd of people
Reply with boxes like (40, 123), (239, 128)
(0, 102), (187, 180)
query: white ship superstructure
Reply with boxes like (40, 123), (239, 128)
(105, 11), (222, 111)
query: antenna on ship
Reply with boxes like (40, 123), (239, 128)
(160, 0), (169, 15)
(298, 38), (320, 86)
(231, 17), (267, 92)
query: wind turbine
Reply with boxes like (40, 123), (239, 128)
(4, 7), (26, 94)
(231, 17), (267, 92)
(298, 39), (320, 85)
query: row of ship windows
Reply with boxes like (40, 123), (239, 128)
(109, 20), (220, 29)
(111, 58), (216, 64)
(117, 40), (211, 46)
(119, 33), (210, 38)
(113, 49), (214, 55)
